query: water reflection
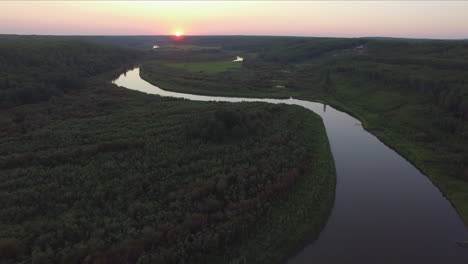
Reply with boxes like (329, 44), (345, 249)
(112, 68), (468, 264)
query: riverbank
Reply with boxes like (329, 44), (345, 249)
(140, 61), (293, 99)
(222, 106), (336, 264)
(293, 91), (468, 226)
(140, 64), (468, 226)
(114, 68), (337, 264)
(117, 67), (468, 262)
(314, 84), (468, 226)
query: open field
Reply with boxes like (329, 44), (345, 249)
(165, 60), (242, 74)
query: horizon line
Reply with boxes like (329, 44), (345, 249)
(0, 33), (467, 41)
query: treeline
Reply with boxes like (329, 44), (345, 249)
(328, 43), (468, 126)
(0, 38), (141, 108)
(192, 36), (361, 63)
(151, 48), (232, 62)
(310, 39), (468, 182)
(254, 38), (361, 63)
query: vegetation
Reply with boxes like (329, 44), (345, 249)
(164, 60), (242, 74)
(4, 33), (466, 263)
(0, 87), (334, 264)
(141, 36), (468, 222)
(0, 35), (172, 50)
(0, 38), (141, 108)
(316, 40), (468, 221)
(140, 60), (291, 99)
(0, 36), (335, 263)
(164, 45), (221, 51)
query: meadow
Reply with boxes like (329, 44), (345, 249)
(164, 60), (242, 74)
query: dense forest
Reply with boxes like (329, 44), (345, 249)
(0, 38), (142, 108)
(0, 36), (335, 263)
(140, 36), (468, 222)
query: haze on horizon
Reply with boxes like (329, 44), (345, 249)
(1, 1), (468, 39)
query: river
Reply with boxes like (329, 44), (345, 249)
(112, 67), (468, 263)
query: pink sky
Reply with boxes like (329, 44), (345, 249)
(1, 1), (468, 39)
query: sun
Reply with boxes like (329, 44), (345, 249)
(175, 31), (182, 37)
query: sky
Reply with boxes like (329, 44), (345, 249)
(1, 1), (468, 39)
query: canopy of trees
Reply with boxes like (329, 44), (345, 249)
(0, 36), (335, 263)
(0, 38), (141, 108)
(0, 87), (334, 263)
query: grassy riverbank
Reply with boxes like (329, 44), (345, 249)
(140, 61), (293, 99)
(317, 75), (468, 224)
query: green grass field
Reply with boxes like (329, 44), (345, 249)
(165, 60), (243, 74)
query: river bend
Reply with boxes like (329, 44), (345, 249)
(113, 67), (468, 264)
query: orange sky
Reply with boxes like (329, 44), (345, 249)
(1, 1), (468, 39)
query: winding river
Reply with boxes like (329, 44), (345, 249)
(113, 67), (468, 263)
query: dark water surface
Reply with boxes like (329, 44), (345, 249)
(113, 68), (468, 264)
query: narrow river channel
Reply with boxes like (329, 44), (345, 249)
(113, 67), (468, 263)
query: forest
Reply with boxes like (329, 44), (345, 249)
(2, 33), (467, 263)
(0, 38), (142, 108)
(139, 36), (468, 222)
(0, 36), (335, 263)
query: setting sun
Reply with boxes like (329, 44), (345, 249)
(2, 1), (468, 263)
